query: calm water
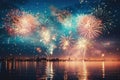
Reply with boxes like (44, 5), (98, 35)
(0, 61), (120, 80)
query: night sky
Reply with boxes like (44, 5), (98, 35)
(0, 0), (120, 57)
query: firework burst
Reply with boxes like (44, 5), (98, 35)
(60, 35), (74, 50)
(5, 10), (40, 36)
(75, 38), (89, 59)
(77, 15), (103, 39)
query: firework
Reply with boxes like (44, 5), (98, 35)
(76, 38), (88, 49)
(48, 43), (56, 55)
(75, 38), (89, 60)
(60, 35), (74, 50)
(5, 10), (40, 36)
(77, 15), (103, 39)
(39, 27), (51, 44)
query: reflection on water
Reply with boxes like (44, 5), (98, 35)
(102, 61), (105, 78)
(46, 62), (54, 80)
(0, 61), (120, 80)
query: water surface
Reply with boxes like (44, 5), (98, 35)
(0, 61), (120, 80)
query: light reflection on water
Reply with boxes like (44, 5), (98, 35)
(0, 61), (120, 80)
(102, 61), (105, 78)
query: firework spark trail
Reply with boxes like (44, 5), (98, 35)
(75, 38), (89, 60)
(5, 10), (40, 36)
(77, 15), (103, 39)
(60, 36), (70, 50)
(47, 43), (56, 55)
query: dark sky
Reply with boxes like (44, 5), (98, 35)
(0, 0), (120, 57)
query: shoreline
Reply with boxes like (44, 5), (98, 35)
(0, 59), (120, 62)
